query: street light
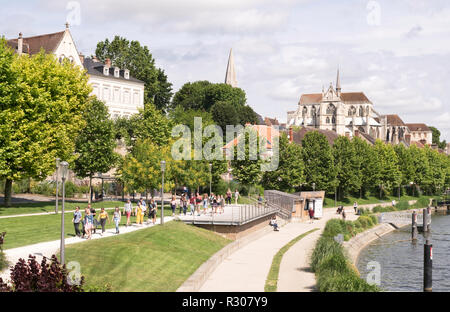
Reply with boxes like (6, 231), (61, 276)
(59, 161), (68, 264)
(312, 183), (316, 192)
(209, 163), (212, 196)
(160, 161), (166, 225)
(55, 158), (60, 214)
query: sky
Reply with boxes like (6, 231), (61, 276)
(1, 0), (449, 141)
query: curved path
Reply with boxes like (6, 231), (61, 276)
(199, 208), (358, 292)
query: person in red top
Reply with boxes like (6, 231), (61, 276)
(308, 206), (315, 224)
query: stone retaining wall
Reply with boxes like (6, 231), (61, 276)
(343, 223), (397, 265)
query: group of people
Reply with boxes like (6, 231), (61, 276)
(171, 192), (226, 217)
(72, 204), (122, 240)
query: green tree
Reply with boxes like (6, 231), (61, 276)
(73, 98), (119, 203)
(170, 81), (211, 111)
(231, 129), (263, 186)
(169, 105), (215, 133)
(333, 136), (360, 199)
(261, 133), (305, 192)
(373, 140), (401, 198)
(429, 126), (447, 149)
(0, 41), (91, 206)
(95, 36), (173, 112)
(301, 131), (336, 192)
(351, 137), (373, 198)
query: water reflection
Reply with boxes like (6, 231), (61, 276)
(357, 211), (450, 292)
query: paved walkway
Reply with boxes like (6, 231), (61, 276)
(0, 216), (174, 282)
(198, 208), (358, 292)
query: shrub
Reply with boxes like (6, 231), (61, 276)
(0, 254), (84, 292)
(310, 237), (343, 272)
(369, 215), (378, 225)
(395, 201), (410, 210)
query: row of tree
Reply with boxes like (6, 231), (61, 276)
(260, 131), (450, 199)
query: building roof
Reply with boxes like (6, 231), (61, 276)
(385, 114), (406, 127)
(7, 31), (65, 55)
(264, 117), (280, 126)
(223, 125), (280, 150)
(410, 141), (425, 148)
(83, 57), (144, 84)
(299, 92), (371, 105)
(291, 126), (339, 146)
(406, 123), (431, 132)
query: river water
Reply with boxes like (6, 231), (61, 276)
(357, 211), (450, 292)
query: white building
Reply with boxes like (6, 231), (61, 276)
(7, 23), (144, 118)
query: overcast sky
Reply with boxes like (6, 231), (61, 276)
(1, 0), (449, 141)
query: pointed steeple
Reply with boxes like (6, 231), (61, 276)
(225, 48), (237, 88)
(336, 67), (341, 96)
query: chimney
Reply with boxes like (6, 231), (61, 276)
(114, 67), (120, 78)
(289, 127), (293, 143)
(78, 52), (84, 64)
(405, 134), (411, 145)
(17, 32), (23, 55)
(103, 58), (111, 76)
(354, 129), (360, 137)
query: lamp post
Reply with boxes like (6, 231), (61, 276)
(59, 161), (68, 264)
(161, 161), (166, 225)
(55, 158), (60, 214)
(312, 183), (316, 192)
(209, 163), (212, 196)
(410, 181), (414, 197)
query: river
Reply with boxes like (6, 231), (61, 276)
(357, 211), (450, 292)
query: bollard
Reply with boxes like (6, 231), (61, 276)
(412, 211), (418, 242)
(427, 206), (432, 232)
(422, 208), (428, 233)
(424, 234), (432, 292)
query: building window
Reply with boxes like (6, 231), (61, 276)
(326, 117), (330, 124)
(326, 104), (335, 115)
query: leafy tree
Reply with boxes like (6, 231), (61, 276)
(372, 140), (401, 198)
(171, 81), (211, 111)
(423, 146), (446, 194)
(351, 137), (373, 198)
(169, 105), (215, 133)
(210, 101), (240, 131)
(429, 126), (447, 149)
(0, 41), (91, 206)
(261, 133), (305, 192)
(73, 98), (119, 203)
(95, 36), (173, 112)
(301, 131), (336, 192)
(333, 136), (360, 199)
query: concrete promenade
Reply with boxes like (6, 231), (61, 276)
(199, 208), (358, 292)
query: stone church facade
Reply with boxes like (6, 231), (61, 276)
(287, 70), (432, 146)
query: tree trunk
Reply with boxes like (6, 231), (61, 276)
(4, 179), (12, 207)
(88, 175), (93, 204)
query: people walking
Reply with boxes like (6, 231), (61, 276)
(202, 194), (208, 214)
(171, 195), (177, 216)
(136, 200), (144, 225)
(219, 195), (225, 214)
(98, 208), (109, 235)
(149, 199), (157, 224)
(189, 195), (196, 215)
(141, 198), (147, 219)
(234, 189), (239, 205)
(196, 193), (202, 216)
(226, 189), (232, 205)
(182, 194), (188, 215)
(84, 208), (94, 240)
(89, 204), (97, 234)
(353, 202), (358, 214)
(113, 207), (121, 234)
(124, 199), (132, 227)
(72, 206), (82, 237)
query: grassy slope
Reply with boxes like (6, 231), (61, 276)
(65, 221), (231, 292)
(0, 206), (173, 250)
(0, 201), (125, 216)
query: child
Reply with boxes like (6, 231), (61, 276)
(113, 207), (121, 234)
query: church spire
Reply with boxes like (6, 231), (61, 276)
(225, 48), (237, 88)
(336, 67), (341, 96)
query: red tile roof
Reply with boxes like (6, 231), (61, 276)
(291, 126), (339, 146)
(385, 114), (406, 126)
(223, 125), (280, 150)
(7, 31), (65, 55)
(299, 92), (371, 105)
(406, 123), (431, 132)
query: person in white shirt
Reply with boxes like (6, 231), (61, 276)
(123, 199), (133, 227)
(234, 189), (239, 205)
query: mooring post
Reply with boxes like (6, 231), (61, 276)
(424, 230), (432, 292)
(412, 211), (418, 242)
(422, 208), (428, 233)
(427, 206), (432, 232)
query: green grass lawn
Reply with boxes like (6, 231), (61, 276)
(0, 200), (125, 216)
(323, 194), (435, 208)
(0, 206), (174, 250)
(65, 221), (231, 292)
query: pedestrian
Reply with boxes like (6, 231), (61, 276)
(98, 207), (109, 235)
(84, 208), (94, 240)
(219, 195), (225, 214)
(258, 194), (264, 208)
(342, 209), (346, 221)
(212, 195), (218, 215)
(113, 207), (121, 234)
(202, 194), (208, 214)
(189, 194), (196, 215)
(182, 195), (188, 215)
(123, 199), (132, 227)
(270, 215), (279, 231)
(353, 202), (358, 214)
(234, 189), (239, 205)
(141, 198), (147, 219)
(136, 200), (144, 225)
(89, 204), (97, 234)
(226, 189), (232, 205)
(72, 206), (82, 237)
(308, 206), (315, 224)
(179, 194), (185, 215)
(196, 192), (202, 216)
(149, 199), (157, 224)
(171, 195), (177, 216)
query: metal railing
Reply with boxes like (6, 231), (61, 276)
(264, 190), (303, 220)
